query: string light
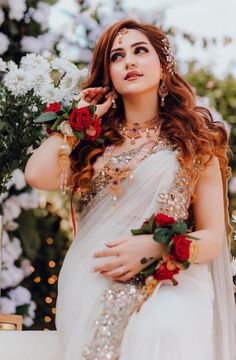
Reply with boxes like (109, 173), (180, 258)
(52, 307), (56, 315)
(34, 276), (41, 283)
(45, 297), (53, 304)
(44, 316), (52, 323)
(46, 237), (54, 245)
(48, 261), (56, 268)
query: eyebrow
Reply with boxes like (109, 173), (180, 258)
(110, 41), (149, 55)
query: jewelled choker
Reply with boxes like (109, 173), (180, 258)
(118, 117), (160, 145)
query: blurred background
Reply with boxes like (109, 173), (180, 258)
(0, 0), (236, 331)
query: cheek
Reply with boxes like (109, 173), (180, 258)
(109, 64), (123, 88)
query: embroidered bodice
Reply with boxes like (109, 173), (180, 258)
(78, 138), (176, 215)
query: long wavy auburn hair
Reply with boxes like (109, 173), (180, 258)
(70, 19), (232, 239)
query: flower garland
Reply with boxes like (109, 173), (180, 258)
(131, 213), (200, 311)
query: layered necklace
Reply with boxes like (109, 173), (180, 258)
(117, 116), (159, 145)
(101, 117), (161, 204)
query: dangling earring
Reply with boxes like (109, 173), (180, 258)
(158, 80), (168, 107)
(110, 89), (118, 109)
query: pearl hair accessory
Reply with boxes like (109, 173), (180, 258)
(161, 38), (176, 76)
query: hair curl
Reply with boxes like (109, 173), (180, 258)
(70, 19), (232, 205)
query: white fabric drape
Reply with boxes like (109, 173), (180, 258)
(56, 149), (236, 359)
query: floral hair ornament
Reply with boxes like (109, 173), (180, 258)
(161, 37), (176, 76)
(116, 27), (129, 44)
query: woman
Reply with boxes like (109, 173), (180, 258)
(25, 19), (236, 359)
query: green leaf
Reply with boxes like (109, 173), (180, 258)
(171, 221), (187, 234)
(51, 117), (63, 131)
(153, 227), (172, 244)
(73, 130), (84, 139)
(186, 235), (200, 241)
(16, 304), (30, 316)
(87, 105), (97, 118)
(34, 112), (57, 123)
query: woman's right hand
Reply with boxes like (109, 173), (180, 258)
(76, 86), (114, 118)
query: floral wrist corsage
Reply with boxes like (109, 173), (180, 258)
(131, 213), (200, 311)
(34, 101), (104, 195)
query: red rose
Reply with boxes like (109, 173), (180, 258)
(171, 234), (191, 261)
(69, 107), (92, 132)
(154, 213), (176, 226)
(43, 102), (61, 113)
(154, 262), (179, 281)
(84, 116), (102, 141)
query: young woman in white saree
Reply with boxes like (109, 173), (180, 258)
(25, 19), (236, 360)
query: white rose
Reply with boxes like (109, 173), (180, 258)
(0, 8), (5, 27)
(1, 265), (24, 289)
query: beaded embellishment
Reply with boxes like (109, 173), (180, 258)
(81, 148), (201, 360)
(78, 138), (175, 216)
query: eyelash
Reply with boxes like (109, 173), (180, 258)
(110, 47), (148, 62)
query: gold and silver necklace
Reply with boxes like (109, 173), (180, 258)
(118, 117), (160, 145)
(101, 124), (161, 204)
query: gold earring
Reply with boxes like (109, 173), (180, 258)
(110, 89), (118, 109)
(158, 80), (168, 107)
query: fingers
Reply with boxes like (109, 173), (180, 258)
(92, 258), (122, 273)
(101, 266), (130, 279)
(93, 249), (119, 258)
(81, 86), (109, 104)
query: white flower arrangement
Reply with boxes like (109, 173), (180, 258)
(1, 54), (88, 105)
(0, 169), (40, 326)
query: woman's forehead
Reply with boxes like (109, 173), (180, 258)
(111, 29), (150, 51)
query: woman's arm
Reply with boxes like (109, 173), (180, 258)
(24, 134), (75, 191)
(188, 155), (225, 263)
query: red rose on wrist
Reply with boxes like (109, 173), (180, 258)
(43, 102), (61, 113)
(154, 213), (176, 226)
(171, 234), (191, 261)
(69, 107), (92, 132)
(154, 262), (179, 281)
(84, 116), (102, 141)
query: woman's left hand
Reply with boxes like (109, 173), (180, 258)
(92, 235), (166, 282)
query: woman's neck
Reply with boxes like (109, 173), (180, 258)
(122, 90), (159, 127)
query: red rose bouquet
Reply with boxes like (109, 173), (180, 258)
(34, 101), (103, 144)
(131, 213), (200, 311)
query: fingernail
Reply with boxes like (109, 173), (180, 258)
(91, 268), (96, 272)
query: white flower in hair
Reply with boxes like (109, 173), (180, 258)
(0, 32), (9, 55)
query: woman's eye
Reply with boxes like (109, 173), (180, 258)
(110, 53), (124, 62)
(110, 47), (148, 62)
(135, 46), (148, 54)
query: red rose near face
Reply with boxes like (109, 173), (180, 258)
(84, 116), (102, 141)
(154, 213), (176, 226)
(154, 262), (179, 281)
(69, 107), (92, 132)
(43, 102), (61, 113)
(171, 234), (191, 261)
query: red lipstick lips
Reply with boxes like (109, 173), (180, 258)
(124, 71), (143, 80)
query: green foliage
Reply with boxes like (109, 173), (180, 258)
(0, 84), (45, 196)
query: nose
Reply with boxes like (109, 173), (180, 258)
(125, 54), (137, 69)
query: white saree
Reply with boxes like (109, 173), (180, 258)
(56, 144), (236, 360)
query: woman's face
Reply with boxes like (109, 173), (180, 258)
(109, 29), (162, 96)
